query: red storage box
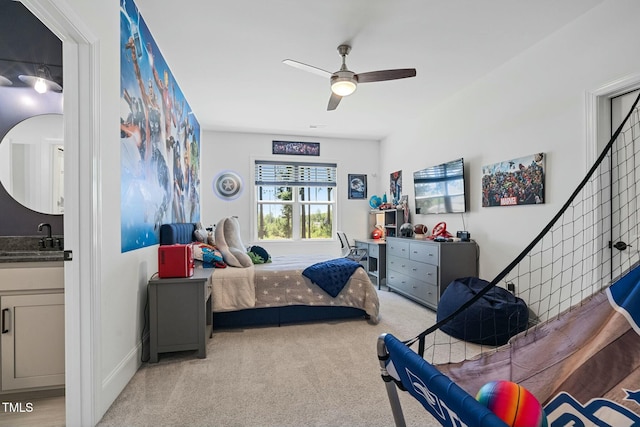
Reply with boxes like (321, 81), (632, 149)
(158, 244), (194, 278)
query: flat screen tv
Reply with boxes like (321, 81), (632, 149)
(413, 158), (467, 214)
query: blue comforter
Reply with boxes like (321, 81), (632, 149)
(302, 258), (364, 297)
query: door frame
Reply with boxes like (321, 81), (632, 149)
(586, 73), (640, 162)
(586, 73), (640, 285)
(20, 1), (102, 426)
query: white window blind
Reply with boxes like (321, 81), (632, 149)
(255, 160), (337, 187)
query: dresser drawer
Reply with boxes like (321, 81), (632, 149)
(389, 255), (437, 284)
(406, 260), (438, 285)
(387, 269), (413, 293)
(387, 255), (408, 273)
(387, 270), (438, 308)
(387, 239), (410, 258)
(367, 244), (380, 258)
(409, 242), (439, 265)
(414, 282), (438, 308)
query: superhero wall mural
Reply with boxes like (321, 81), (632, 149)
(120, 0), (201, 252)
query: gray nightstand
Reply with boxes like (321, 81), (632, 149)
(148, 267), (213, 363)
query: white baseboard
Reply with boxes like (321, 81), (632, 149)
(99, 334), (147, 418)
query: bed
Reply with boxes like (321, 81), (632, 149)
(159, 222), (380, 328)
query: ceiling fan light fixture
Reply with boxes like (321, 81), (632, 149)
(331, 76), (357, 97)
(285, 44), (416, 110)
(0, 75), (12, 86)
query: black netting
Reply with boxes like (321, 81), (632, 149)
(404, 91), (640, 364)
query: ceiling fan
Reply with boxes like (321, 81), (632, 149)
(283, 44), (416, 111)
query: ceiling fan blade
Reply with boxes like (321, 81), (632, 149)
(356, 68), (416, 83)
(327, 92), (342, 111)
(283, 59), (332, 78)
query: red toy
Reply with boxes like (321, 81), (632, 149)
(158, 244), (194, 278)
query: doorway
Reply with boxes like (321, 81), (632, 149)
(0, 2), (65, 425)
(17, 1), (101, 426)
(609, 88), (640, 280)
(587, 76), (640, 286)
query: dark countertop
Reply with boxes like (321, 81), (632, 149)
(0, 250), (64, 263)
(0, 236), (64, 263)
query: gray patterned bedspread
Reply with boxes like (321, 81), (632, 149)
(211, 254), (380, 323)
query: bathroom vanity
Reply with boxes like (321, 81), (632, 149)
(0, 255), (64, 393)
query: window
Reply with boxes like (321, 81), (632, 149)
(255, 160), (337, 241)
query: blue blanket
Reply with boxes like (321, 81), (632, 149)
(607, 261), (640, 331)
(302, 258), (363, 297)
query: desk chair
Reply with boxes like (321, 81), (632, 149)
(337, 231), (367, 262)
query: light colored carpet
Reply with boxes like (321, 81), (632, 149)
(97, 289), (445, 427)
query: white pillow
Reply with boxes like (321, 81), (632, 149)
(215, 217), (252, 268)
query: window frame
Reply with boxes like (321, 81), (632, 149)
(253, 158), (337, 242)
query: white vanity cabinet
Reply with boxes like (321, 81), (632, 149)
(0, 262), (65, 392)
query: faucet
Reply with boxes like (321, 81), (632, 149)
(38, 223), (52, 238)
(37, 223), (53, 249)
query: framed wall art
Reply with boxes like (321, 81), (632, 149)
(390, 170), (402, 204)
(272, 140), (320, 156)
(348, 174), (367, 199)
(482, 153), (545, 207)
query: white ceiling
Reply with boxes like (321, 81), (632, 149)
(134, 0), (604, 141)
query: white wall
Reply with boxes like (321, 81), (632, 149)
(380, 0), (640, 282)
(201, 131), (379, 256)
(59, 0), (160, 418)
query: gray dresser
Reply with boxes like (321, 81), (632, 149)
(386, 237), (478, 310)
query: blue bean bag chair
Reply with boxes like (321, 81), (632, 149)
(437, 277), (529, 346)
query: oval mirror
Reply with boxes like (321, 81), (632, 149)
(0, 114), (64, 215)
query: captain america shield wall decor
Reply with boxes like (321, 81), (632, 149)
(213, 170), (243, 201)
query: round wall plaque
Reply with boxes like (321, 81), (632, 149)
(213, 170), (243, 201)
